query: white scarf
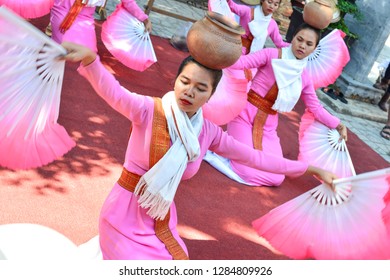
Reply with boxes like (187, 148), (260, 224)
(134, 91), (203, 220)
(271, 46), (308, 113)
(85, 0), (106, 7)
(248, 5), (271, 53)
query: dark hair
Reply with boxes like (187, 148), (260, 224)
(176, 56), (223, 94)
(292, 23), (321, 47)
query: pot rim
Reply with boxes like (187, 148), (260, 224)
(205, 11), (245, 35)
(313, 0), (332, 7)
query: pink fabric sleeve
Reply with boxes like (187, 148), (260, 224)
(229, 48), (270, 70)
(77, 56), (153, 125)
(268, 19), (290, 48)
(300, 72), (340, 129)
(227, 0), (251, 17)
(227, 0), (251, 36)
(207, 122), (309, 178)
(121, 0), (148, 22)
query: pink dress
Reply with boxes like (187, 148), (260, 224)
(50, 0), (148, 52)
(77, 56), (310, 260)
(227, 0), (289, 54)
(227, 48), (340, 187)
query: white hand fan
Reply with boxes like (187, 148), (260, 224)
(0, 223), (102, 260)
(0, 6), (75, 170)
(202, 70), (248, 125)
(298, 110), (355, 179)
(101, 5), (157, 72)
(306, 29), (350, 89)
(208, 0), (236, 21)
(383, 187), (390, 237)
(0, 0), (54, 19)
(252, 167), (390, 260)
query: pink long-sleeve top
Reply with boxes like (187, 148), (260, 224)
(51, 0), (148, 52)
(52, 0), (147, 25)
(227, 0), (289, 49)
(120, 0), (148, 22)
(230, 47), (340, 128)
(77, 57), (310, 180)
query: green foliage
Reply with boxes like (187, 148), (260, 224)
(327, 18), (359, 39)
(324, 0), (363, 40)
(336, 0), (363, 20)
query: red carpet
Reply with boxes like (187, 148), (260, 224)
(0, 15), (388, 260)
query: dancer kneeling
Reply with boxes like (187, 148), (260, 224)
(204, 23), (348, 187)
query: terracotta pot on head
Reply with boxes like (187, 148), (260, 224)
(186, 11), (245, 70)
(303, 0), (333, 30)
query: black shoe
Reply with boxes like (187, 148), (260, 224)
(337, 92), (348, 104)
(322, 88), (338, 100)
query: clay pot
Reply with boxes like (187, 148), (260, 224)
(186, 11), (245, 70)
(303, 0), (333, 29)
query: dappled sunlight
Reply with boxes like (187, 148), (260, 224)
(177, 224), (218, 241)
(34, 183), (67, 195)
(222, 218), (283, 256)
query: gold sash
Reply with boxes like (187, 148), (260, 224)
(117, 97), (189, 260)
(247, 49), (282, 150)
(241, 7), (255, 54)
(59, 0), (88, 33)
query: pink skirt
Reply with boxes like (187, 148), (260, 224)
(227, 102), (285, 186)
(99, 183), (188, 260)
(50, 4), (98, 52)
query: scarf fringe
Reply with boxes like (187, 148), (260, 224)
(133, 92), (202, 221)
(135, 185), (171, 221)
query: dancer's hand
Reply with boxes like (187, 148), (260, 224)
(143, 18), (152, 33)
(60, 42), (97, 66)
(306, 166), (338, 191)
(336, 122), (348, 142)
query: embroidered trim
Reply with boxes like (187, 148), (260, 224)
(248, 49), (282, 150)
(117, 97), (188, 260)
(247, 87), (278, 115)
(59, 0), (88, 33)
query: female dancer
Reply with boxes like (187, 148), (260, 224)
(50, 0), (151, 52)
(61, 41), (338, 259)
(205, 23), (348, 187)
(203, 0), (289, 123)
(227, 0), (289, 55)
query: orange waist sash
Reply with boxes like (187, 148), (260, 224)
(247, 84), (278, 150)
(247, 87), (278, 116)
(117, 168), (189, 260)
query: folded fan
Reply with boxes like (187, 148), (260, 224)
(101, 5), (157, 72)
(252, 168), (390, 260)
(0, 6), (75, 170)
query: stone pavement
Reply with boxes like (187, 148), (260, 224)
(99, 0), (390, 163)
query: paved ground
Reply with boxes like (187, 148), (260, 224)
(98, 0), (390, 163)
